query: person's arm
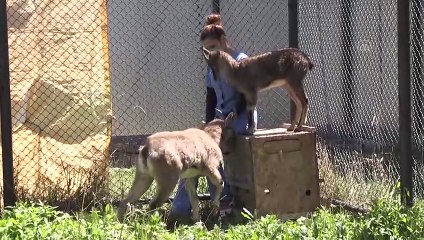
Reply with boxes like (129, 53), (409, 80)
(237, 52), (258, 129)
(205, 67), (217, 123)
(205, 87), (217, 123)
(234, 53), (249, 116)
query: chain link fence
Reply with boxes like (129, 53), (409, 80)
(220, 0), (291, 129)
(107, 0), (292, 203)
(107, 0), (212, 202)
(300, 0), (424, 206)
(411, 0), (424, 199)
(300, 0), (400, 206)
(2, 0), (110, 209)
(1, 0), (423, 210)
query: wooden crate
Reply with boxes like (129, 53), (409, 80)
(224, 124), (320, 220)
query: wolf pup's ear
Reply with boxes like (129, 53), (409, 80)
(202, 47), (211, 61)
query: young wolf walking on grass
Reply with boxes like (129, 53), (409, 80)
(117, 114), (236, 223)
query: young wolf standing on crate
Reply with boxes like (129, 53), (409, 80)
(168, 13), (258, 224)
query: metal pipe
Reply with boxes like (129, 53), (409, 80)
(212, 0), (220, 13)
(341, 0), (354, 137)
(0, 0), (17, 207)
(288, 0), (299, 121)
(397, 0), (413, 207)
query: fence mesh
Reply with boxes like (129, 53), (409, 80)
(220, 0), (291, 129)
(412, 0), (424, 199)
(1, 0), (424, 210)
(107, 0), (213, 201)
(2, 0), (111, 209)
(107, 0), (291, 203)
(299, 0), (401, 206)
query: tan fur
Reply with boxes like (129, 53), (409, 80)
(202, 47), (314, 133)
(117, 117), (232, 223)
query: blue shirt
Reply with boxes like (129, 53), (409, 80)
(205, 51), (258, 135)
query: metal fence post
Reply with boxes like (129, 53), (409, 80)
(398, 0), (413, 207)
(0, 0), (17, 207)
(341, 0), (354, 137)
(412, 0), (424, 138)
(212, 0), (220, 13)
(288, 0), (299, 122)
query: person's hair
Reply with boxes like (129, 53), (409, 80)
(200, 13), (226, 41)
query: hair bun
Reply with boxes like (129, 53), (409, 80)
(205, 14), (222, 26)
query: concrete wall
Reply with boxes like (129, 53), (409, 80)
(221, 0), (291, 129)
(108, 0), (400, 145)
(108, 0), (211, 136)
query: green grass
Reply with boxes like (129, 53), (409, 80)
(0, 198), (424, 239)
(58, 143), (423, 239)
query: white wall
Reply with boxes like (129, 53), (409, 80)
(108, 0), (211, 136)
(220, 0), (291, 129)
